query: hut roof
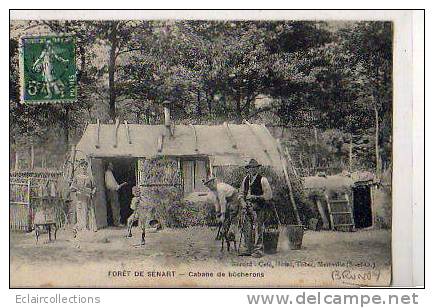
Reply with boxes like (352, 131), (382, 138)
(76, 123), (283, 171)
(303, 175), (355, 191)
(351, 170), (375, 183)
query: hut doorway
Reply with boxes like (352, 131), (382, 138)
(105, 158), (137, 225)
(352, 185), (373, 228)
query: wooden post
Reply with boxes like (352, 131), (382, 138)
(313, 127), (318, 172)
(30, 145), (34, 170)
(69, 145), (77, 185)
(316, 199), (329, 229)
(135, 160), (139, 185)
(26, 179), (31, 232)
(113, 118), (120, 148)
(370, 185), (375, 228)
(208, 159), (213, 177)
(277, 139), (302, 225)
(95, 118), (101, 149)
(349, 134), (353, 172)
(124, 120), (132, 144)
(14, 151), (19, 171)
(374, 105), (381, 179)
(345, 193), (355, 231)
(157, 135), (164, 153)
(325, 194), (334, 230)
(284, 147), (298, 177)
(190, 124), (199, 152)
(71, 144), (76, 162)
(223, 122), (237, 149)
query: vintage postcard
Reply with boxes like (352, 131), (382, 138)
(10, 11), (397, 288)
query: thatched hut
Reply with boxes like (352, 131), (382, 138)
(74, 113), (285, 229)
(303, 171), (390, 230)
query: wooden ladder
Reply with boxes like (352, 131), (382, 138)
(325, 194), (355, 231)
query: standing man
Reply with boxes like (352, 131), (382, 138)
(238, 159), (273, 258)
(105, 162), (127, 226)
(203, 178), (239, 241)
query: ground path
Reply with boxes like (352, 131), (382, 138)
(10, 227), (391, 287)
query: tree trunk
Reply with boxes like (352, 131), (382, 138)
(87, 107), (92, 122)
(14, 151), (19, 171)
(108, 22), (118, 122)
(30, 145), (34, 170)
(80, 45), (86, 72)
(196, 90), (202, 116)
(349, 134), (353, 173)
(63, 106), (70, 151)
(236, 88), (242, 123)
(221, 92), (227, 112)
(206, 89), (212, 114)
(313, 127), (318, 170)
(143, 108), (150, 124)
(374, 104), (381, 178)
(244, 95), (252, 115)
(373, 65), (383, 179)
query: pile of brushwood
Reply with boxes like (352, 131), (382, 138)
(139, 185), (216, 228)
(219, 166), (315, 227)
(141, 165), (316, 228)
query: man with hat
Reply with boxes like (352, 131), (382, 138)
(203, 177), (239, 244)
(238, 159), (272, 258)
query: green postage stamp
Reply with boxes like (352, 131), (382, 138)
(20, 35), (77, 104)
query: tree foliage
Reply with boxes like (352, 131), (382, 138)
(10, 20), (392, 171)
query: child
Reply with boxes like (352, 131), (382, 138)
(126, 186), (146, 245)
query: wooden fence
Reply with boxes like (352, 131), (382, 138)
(10, 179), (31, 231)
(10, 172), (66, 232)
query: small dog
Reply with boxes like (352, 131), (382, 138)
(221, 230), (237, 252)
